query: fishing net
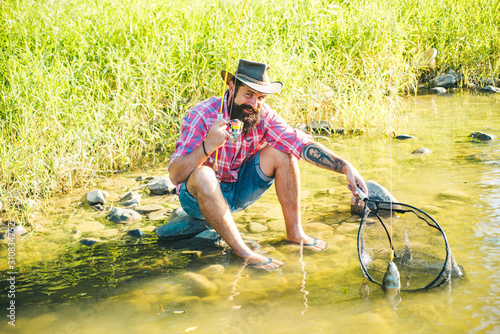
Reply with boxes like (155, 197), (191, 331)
(357, 199), (463, 291)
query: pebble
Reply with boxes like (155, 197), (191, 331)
(127, 229), (144, 238)
(80, 238), (102, 246)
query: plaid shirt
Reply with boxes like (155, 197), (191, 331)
(169, 92), (313, 191)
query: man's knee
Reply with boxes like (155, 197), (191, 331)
(186, 166), (219, 198)
(260, 146), (297, 177)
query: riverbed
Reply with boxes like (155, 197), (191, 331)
(1, 91), (499, 333)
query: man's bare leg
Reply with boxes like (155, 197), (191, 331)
(259, 146), (328, 251)
(185, 166), (283, 270)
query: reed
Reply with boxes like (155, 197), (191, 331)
(1, 0), (498, 221)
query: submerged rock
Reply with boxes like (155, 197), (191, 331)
(80, 238), (104, 246)
(148, 176), (176, 195)
(411, 147), (432, 154)
(106, 207), (142, 224)
(127, 229), (144, 238)
(469, 132), (494, 142)
(183, 272), (218, 297)
(429, 70), (457, 89)
(155, 215), (209, 241)
(81, 190), (109, 206)
(199, 264), (225, 279)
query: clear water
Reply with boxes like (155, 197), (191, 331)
(1, 92), (499, 333)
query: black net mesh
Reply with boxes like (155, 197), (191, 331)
(357, 200), (462, 291)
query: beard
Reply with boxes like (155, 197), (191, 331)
(230, 100), (262, 134)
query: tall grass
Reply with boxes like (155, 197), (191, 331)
(1, 0), (499, 221)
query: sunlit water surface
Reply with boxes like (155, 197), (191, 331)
(1, 92), (499, 333)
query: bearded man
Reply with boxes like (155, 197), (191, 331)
(168, 59), (367, 270)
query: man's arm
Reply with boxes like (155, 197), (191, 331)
(169, 118), (228, 186)
(301, 141), (368, 196)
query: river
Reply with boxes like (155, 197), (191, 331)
(1, 91), (499, 333)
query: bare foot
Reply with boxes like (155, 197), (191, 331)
(286, 236), (328, 252)
(244, 253), (284, 270)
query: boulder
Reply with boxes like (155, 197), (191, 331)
(429, 70), (457, 88)
(106, 207), (142, 224)
(155, 215), (209, 241)
(148, 176), (176, 195)
(351, 180), (398, 216)
(119, 192), (141, 207)
(81, 190), (109, 206)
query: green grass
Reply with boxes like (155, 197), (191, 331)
(1, 0), (499, 223)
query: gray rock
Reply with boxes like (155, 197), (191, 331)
(470, 132), (494, 142)
(479, 86), (500, 93)
(127, 229), (144, 238)
(411, 147), (432, 154)
(429, 87), (447, 95)
(146, 208), (173, 221)
(170, 207), (188, 221)
(351, 180), (398, 216)
(119, 192), (141, 207)
(148, 176), (176, 195)
(429, 70), (457, 88)
(81, 190), (109, 206)
(135, 204), (164, 215)
(171, 228), (225, 250)
(309, 121), (332, 134)
(105, 207), (142, 224)
(155, 215), (209, 241)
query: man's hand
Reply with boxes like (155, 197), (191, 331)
(344, 163), (368, 198)
(204, 118), (229, 154)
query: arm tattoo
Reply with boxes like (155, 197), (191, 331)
(302, 143), (346, 173)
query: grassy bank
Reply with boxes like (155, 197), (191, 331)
(1, 0), (499, 221)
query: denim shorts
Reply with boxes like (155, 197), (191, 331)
(179, 150), (274, 219)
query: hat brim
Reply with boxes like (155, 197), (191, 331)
(221, 70), (283, 94)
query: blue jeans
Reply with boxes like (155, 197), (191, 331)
(179, 150), (274, 219)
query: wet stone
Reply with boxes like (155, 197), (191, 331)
(351, 180), (398, 216)
(171, 228), (225, 250)
(199, 264), (225, 279)
(155, 215), (209, 241)
(106, 207), (142, 224)
(411, 147), (432, 154)
(148, 176), (176, 195)
(80, 238), (104, 246)
(135, 204), (164, 215)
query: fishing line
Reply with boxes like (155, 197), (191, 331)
(214, 0), (250, 171)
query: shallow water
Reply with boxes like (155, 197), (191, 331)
(1, 91), (499, 333)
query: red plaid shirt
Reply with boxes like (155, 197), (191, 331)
(169, 92), (313, 191)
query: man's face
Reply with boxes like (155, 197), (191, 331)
(229, 82), (267, 134)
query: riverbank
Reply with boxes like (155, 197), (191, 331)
(1, 0), (499, 223)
